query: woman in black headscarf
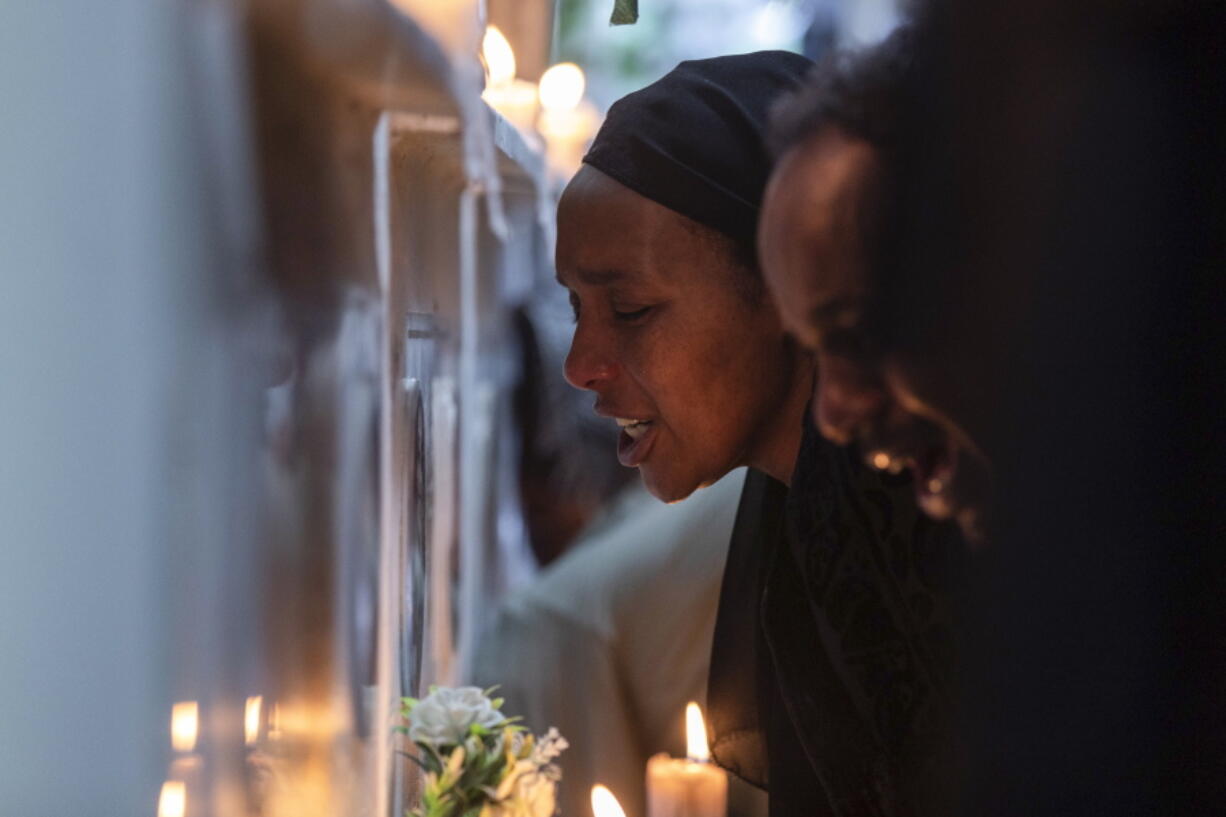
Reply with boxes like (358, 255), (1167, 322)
(555, 51), (964, 817)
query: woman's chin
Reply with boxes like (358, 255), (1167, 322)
(639, 465), (703, 505)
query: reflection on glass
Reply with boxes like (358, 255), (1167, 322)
(268, 702), (283, 742)
(158, 780), (187, 817)
(245, 695), (263, 745)
(170, 701), (198, 753)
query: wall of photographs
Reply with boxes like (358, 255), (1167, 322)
(159, 2), (554, 815)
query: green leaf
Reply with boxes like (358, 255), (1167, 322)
(419, 742), (447, 774)
(610, 0), (638, 25)
(398, 750), (431, 771)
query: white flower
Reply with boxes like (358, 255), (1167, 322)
(408, 686), (506, 746)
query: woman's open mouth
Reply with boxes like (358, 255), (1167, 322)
(863, 418), (991, 541)
(866, 434), (960, 520)
(615, 418), (657, 467)
(911, 442), (959, 519)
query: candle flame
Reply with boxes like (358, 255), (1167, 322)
(244, 695), (263, 745)
(685, 701), (710, 762)
(539, 62), (585, 112)
(482, 25), (516, 87)
(591, 785), (627, 817)
(158, 780), (186, 817)
(170, 701), (198, 753)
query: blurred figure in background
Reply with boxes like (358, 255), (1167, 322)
(883, 2), (1226, 814)
(512, 302), (636, 567)
(470, 469), (761, 817)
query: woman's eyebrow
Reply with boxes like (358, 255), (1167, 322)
(555, 267), (633, 287)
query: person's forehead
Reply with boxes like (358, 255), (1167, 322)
(555, 194), (658, 288)
(554, 265), (637, 289)
(782, 128), (876, 221)
(764, 130), (878, 297)
(558, 166), (653, 224)
(556, 169), (721, 288)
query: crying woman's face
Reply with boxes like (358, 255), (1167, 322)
(556, 166), (809, 502)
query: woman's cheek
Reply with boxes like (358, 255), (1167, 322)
(622, 321), (669, 380)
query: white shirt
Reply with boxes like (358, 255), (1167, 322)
(468, 469), (765, 817)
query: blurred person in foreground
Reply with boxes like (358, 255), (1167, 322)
(556, 51), (965, 817)
(889, 3), (1226, 814)
(759, 25), (990, 544)
(763, 3), (1226, 814)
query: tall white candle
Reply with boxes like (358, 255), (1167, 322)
(483, 79), (538, 133)
(537, 62), (599, 180)
(480, 26), (538, 133)
(645, 702), (727, 817)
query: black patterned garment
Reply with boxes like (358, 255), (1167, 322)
(709, 419), (967, 817)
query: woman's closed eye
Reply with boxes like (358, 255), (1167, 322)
(820, 327), (877, 364)
(613, 304), (652, 322)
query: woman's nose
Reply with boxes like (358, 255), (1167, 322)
(813, 355), (887, 445)
(563, 323), (619, 391)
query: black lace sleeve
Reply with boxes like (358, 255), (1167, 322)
(781, 420), (967, 816)
(707, 419), (968, 817)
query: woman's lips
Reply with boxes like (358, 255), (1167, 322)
(912, 443), (959, 519)
(616, 420), (657, 467)
(866, 436), (961, 519)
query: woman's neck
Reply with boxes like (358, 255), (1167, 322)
(748, 355), (814, 487)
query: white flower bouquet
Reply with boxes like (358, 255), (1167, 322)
(398, 686), (568, 817)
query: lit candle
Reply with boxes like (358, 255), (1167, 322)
(480, 26), (538, 133)
(645, 702), (727, 817)
(592, 784), (629, 817)
(537, 61), (600, 181)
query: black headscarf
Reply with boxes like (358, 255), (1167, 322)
(582, 51), (814, 255)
